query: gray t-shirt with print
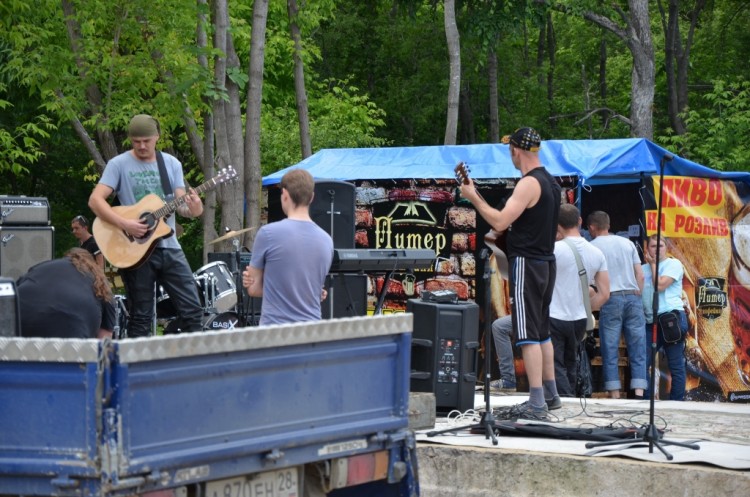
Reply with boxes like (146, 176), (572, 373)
(99, 150), (185, 250)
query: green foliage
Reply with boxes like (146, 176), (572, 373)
(0, 84), (56, 176)
(1, 0), (750, 230)
(659, 79), (750, 172)
(260, 79), (389, 175)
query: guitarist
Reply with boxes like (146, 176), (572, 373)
(459, 127), (561, 420)
(88, 114), (204, 337)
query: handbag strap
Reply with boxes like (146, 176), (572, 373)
(563, 238), (593, 324)
(156, 151), (173, 197)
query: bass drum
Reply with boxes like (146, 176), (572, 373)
(202, 312), (240, 331)
(194, 261), (237, 312)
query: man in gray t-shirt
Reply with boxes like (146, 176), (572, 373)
(588, 211), (647, 399)
(243, 169), (334, 325)
(89, 114), (204, 337)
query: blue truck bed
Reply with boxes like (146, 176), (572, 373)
(0, 314), (417, 496)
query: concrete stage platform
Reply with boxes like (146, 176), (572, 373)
(415, 393), (750, 497)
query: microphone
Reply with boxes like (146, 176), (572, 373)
(663, 153), (674, 162)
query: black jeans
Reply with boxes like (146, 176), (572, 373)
(550, 317), (588, 396)
(121, 248), (203, 337)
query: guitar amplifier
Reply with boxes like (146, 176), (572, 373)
(0, 196), (51, 225)
(0, 226), (55, 280)
(0, 277), (21, 337)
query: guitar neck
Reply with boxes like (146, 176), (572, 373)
(152, 178), (219, 219)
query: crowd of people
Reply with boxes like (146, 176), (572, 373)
(13, 116), (689, 410)
(477, 130), (689, 412)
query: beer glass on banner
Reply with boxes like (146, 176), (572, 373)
(729, 204), (750, 387)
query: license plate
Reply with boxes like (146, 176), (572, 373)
(205, 468), (299, 497)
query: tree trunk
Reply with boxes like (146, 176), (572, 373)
(197, 0), (215, 263)
(60, 0), (118, 168)
(224, 32), (248, 243)
(459, 82), (474, 144)
(288, 0), (312, 159)
(546, 13), (556, 132)
(628, 0), (655, 139)
(210, 0), (246, 252)
(487, 47), (499, 143)
(583, 0), (655, 139)
(661, 0), (707, 136)
(443, 0), (460, 145)
(244, 0), (269, 247)
(598, 32), (608, 129)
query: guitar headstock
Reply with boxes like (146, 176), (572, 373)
(454, 162), (470, 185)
(216, 165), (239, 184)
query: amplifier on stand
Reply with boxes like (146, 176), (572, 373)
(0, 196), (51, 225)
(407, 299), (479, 414)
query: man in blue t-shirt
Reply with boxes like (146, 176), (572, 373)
(242, 169), (334, 325)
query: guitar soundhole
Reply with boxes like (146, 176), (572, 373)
(133, 212), (157, 241)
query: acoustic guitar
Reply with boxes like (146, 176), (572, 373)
(93, 166), (238, 269)
(454, 161), (509, 279)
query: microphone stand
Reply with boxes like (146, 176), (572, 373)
(426, 248), (498, 445)
(585, 153), (700, 460)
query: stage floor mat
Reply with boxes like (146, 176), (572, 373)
(415, 394), (750, 470)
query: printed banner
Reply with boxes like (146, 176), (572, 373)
(644, 176), (730, 238)
(643, 176), (750, 402)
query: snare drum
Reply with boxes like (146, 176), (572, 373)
(202, 311), (240, 331)
(194, 261), (237, 312)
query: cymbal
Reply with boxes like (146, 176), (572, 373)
(207, 227), (256, 245)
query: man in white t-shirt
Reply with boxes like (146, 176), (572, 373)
(550, 205), (610, 396)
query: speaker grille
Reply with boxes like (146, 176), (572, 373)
(0, 278), (20, 336)
(0, 227), (55, 280)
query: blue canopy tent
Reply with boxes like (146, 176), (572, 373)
(262, 138), (749, 186)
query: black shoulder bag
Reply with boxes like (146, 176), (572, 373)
(658, 311), (682, 344)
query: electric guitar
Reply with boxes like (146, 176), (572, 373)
(454, 161), (509, 279)
(93, 166), (238, 269)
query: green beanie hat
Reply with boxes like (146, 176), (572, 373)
(128, 114), (160, 137)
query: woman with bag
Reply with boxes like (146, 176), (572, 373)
(642, 235), (688, 400)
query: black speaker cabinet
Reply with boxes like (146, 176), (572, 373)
(407, 299), (480, 414)
(0, 277), (21, 337)
(322, 273), (368, 319)
(207, 251), (262, 324)
(207, 251), (252, 273)
(0, 226), (55, 280)
(310, 180), (355, 249)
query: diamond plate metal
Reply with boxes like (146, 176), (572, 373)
(0, 314), (413, 364)
(0, 337), (100, 362)
(117, 314), (413, 364)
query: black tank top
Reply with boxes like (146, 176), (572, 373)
(506, 167), (560, 260)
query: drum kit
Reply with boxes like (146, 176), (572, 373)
(115, 227), (259, 338)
